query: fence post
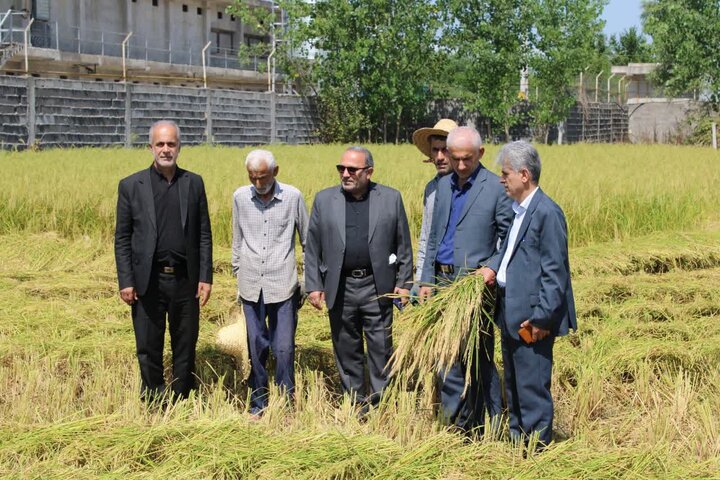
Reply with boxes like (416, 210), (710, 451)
(557, 122), (563, 145)
(124, 82), (132, 148)
(270, 92), (277, 143)
(713, 122), (717, 150)
(26, 76), (36, 147)
(205, 88), (213, 144)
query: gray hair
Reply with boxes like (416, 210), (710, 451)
(148, 120), (181, 145)
(446, 126), (483, 151)
(496, 141), (542, 183)
(245, 149), (277, 170)
(345, 146), (374, 167)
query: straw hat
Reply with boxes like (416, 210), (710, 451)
(412, 119), (459, 158)
(216, 308), (251, 381)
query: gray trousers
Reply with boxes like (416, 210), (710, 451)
(328, 274), (393, 405)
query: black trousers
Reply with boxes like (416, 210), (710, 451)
(132, 268), (199, 401)
(328, 274), (393, 406)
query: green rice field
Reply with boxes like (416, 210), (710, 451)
(0, 144), (719, 478)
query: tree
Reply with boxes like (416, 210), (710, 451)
(643, 0), (720, 105)
(228, 0), (442, 143)
(529, 0), (608, 141)
(608, 26), (654, 65)
(441, 0), (534, 141)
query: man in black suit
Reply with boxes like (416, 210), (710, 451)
(115, 120), (213, 403)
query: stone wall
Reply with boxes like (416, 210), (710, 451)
(0, 76), (318, 149)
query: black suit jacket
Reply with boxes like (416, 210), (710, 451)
(114, 167), (213, 296)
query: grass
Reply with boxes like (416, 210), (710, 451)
(1, 144), (720, 478)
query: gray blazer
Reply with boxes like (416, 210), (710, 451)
(498, 188), (577, 340)
(305, 182), (413, 310)
(420, 165), (513, 283)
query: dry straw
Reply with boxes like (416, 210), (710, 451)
(216, 307), (251, 381)
(389, 273), (490, 395)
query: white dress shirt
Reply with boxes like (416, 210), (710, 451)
(497, 186), (539, 287)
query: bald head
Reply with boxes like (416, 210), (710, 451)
(446, 126), (483, 151)
(446, 126), (485, 186)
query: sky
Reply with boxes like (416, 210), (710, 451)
(601, 0), (644, 37)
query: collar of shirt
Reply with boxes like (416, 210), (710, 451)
(251, 181), (281, 203)
(150, 164), (179, 184)
(450, 164), (482, 192)
(511, 186), (540, 216)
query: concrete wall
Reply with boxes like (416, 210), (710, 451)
(0, 76), (318, 149)
(627, 100), (698, 144)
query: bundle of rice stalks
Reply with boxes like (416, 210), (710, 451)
(389, 274), (490, 395)
(216, 308), (251, 381)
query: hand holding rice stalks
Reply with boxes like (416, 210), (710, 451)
(389, 274), (490, 395)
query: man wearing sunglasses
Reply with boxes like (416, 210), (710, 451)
(305, 146), (413, 412)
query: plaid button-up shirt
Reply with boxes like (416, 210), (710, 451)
(231, 181), (309, 304)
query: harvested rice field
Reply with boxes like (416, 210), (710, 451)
(0, 144), (719, 478)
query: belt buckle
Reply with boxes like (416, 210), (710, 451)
(350, 268), (364, 278)
(162, 266), (175, 274)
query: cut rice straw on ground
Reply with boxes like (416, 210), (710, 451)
(389, 274), (490, 396)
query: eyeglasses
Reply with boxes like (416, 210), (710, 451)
(336, 165), (370, 175)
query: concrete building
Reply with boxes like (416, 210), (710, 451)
(612, 63), (698, 143)
(0, 0), (278, 90)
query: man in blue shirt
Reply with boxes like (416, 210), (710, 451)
(419, 127), (513, 432)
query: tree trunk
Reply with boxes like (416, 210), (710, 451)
(394, 106), (402, 144)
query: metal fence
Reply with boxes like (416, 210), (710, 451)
(3, 13), (266, 73)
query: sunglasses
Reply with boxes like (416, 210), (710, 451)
(336, 165), (370, 175)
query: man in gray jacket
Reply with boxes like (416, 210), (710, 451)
(305, 146), (413, 409)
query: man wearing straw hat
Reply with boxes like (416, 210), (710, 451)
(410, 118), (458, 298)
(305, 146), (413, 412)
(419, 126), (513, 431)
(115, 120), (213, 404)
(231, 149), (309, 418)
(495, 141), (576, 449)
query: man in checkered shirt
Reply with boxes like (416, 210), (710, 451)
(231, 149), (309, 418)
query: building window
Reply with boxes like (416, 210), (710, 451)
(218, 11), (223, 19)
(197, 7), (203, 15)
(182, 5), (188, 12)
(230, 15), (236, 21)
(152, 0), (158, 6)
(213, 29), (234, 52)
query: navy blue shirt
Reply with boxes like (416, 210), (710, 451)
(435, 164), (482, 265)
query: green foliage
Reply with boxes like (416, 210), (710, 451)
(607, 26), (655, 65)
(229, 0), (441, 143)
(528, 0), (608, 138)
(441, 0), (534, 141)
(643, 0), (720, 105)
